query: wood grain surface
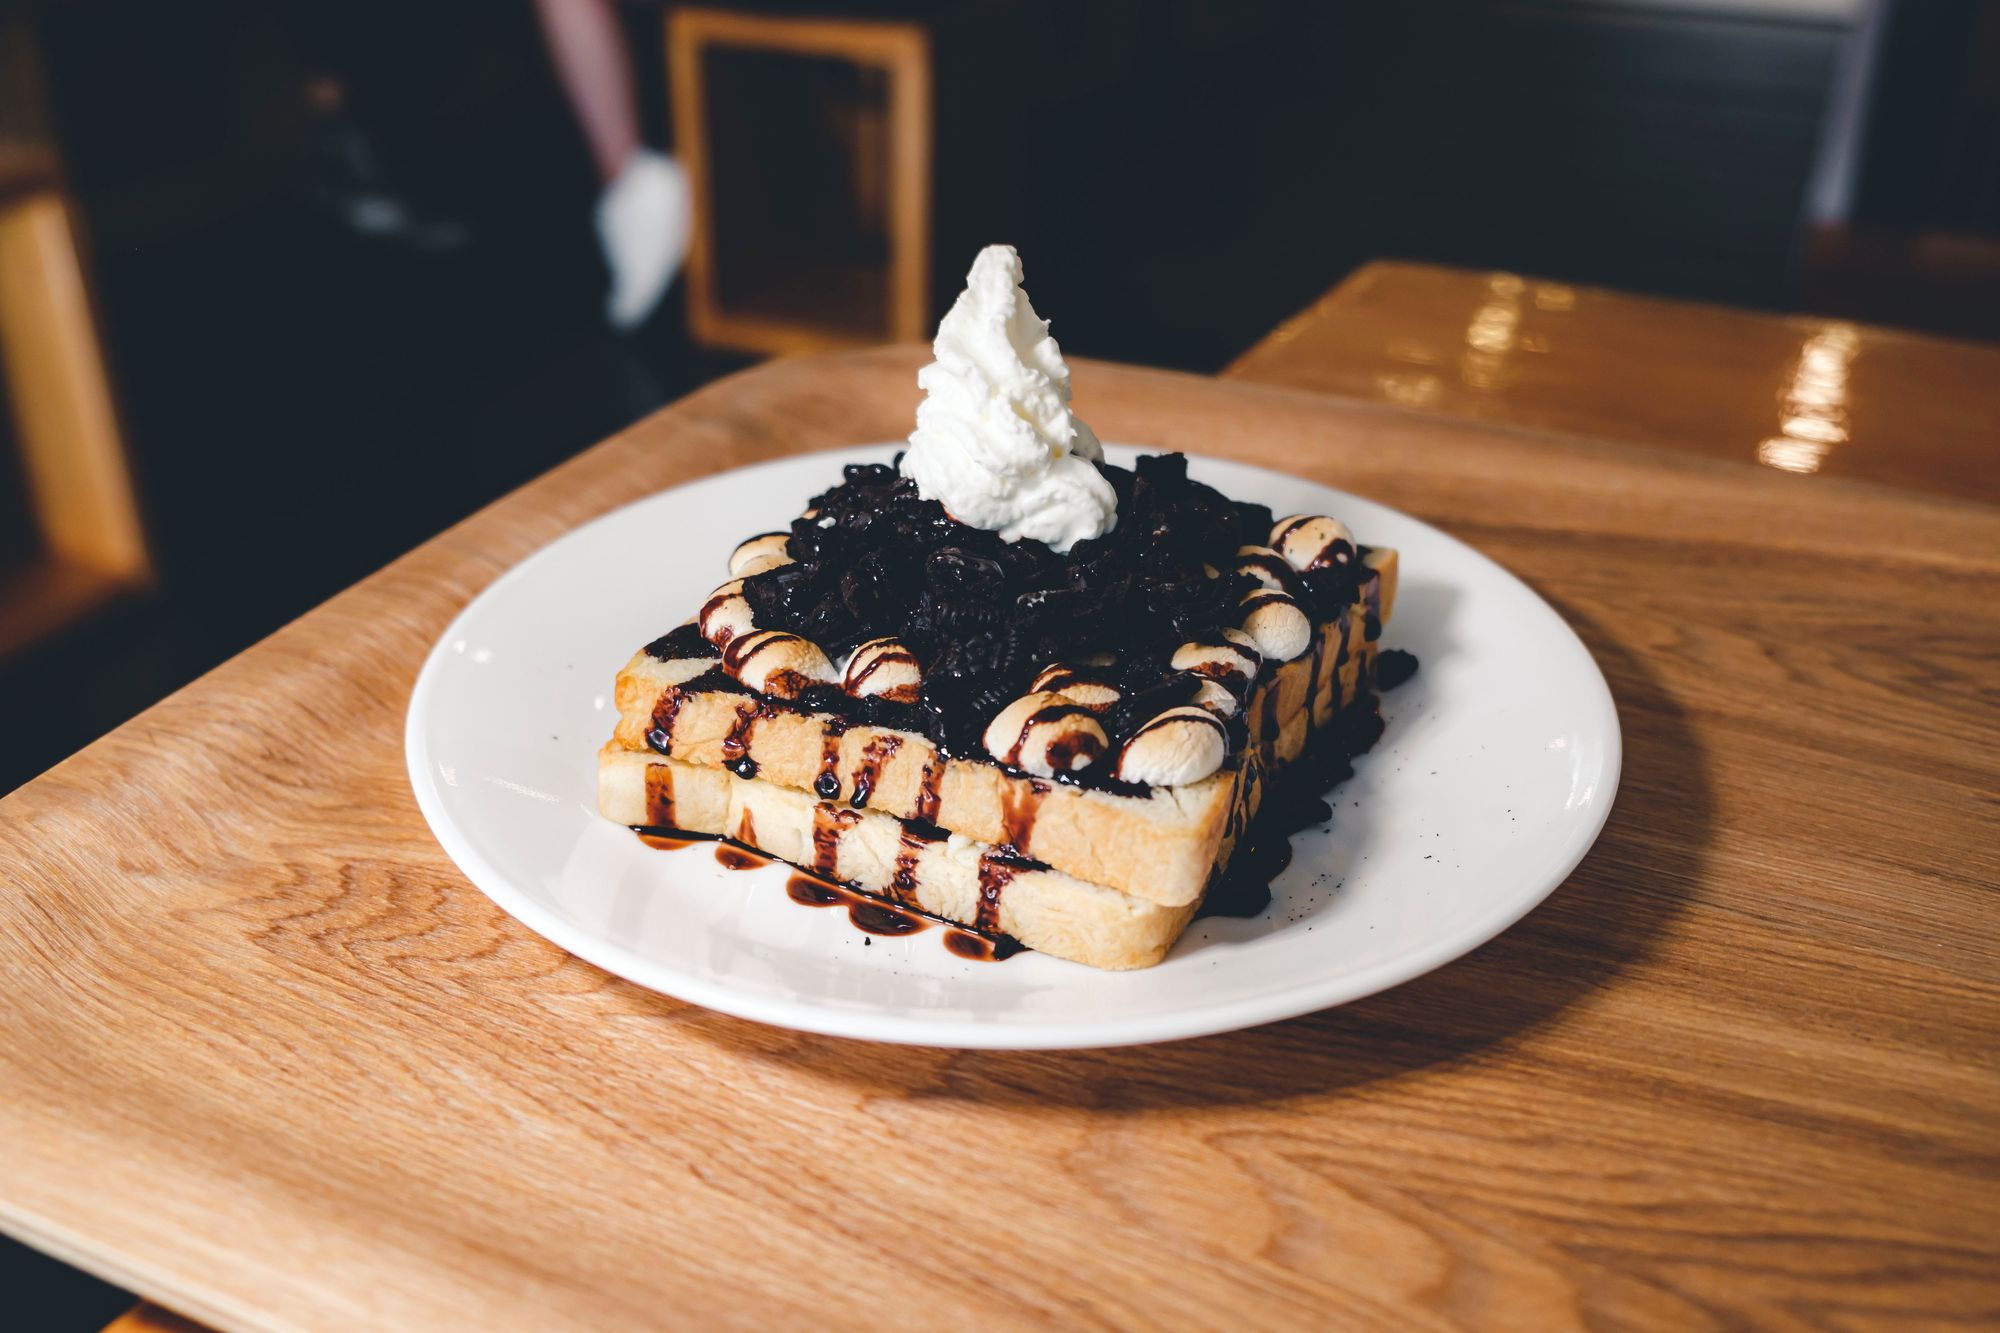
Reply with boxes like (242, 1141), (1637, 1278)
(1227, 259), (2000, 504)
(1, 349), (1996, 1331)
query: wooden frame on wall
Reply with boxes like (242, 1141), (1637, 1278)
(667, 6), (932, 356)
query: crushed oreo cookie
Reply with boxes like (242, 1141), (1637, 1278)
(733, 454), (1364, 753)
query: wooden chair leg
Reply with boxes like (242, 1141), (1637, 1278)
(101, 1303), (211, 1333)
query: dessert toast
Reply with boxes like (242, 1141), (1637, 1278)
(593, 244), (1407, 969)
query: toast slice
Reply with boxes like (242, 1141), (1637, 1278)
(607, 595), (1383, 905)
(599, 746), (1223, 969)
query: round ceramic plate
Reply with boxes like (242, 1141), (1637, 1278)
(406, 446), (1619, 1048)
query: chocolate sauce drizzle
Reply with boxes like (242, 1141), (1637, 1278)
(646, 687), (688, 756)
(630, 825), (1022, 960)
(1003, 701), (1100, 770)
(998, 778), (1050, 854)
(975, 851), (1034, 934)
(849, 734), (903, 809)
(785, 874), (926, 936)
(815, 717), (850, 800)
(1270, 514), (1316, 548)
(1257, 672), (1283, 755)
(1240, 588), (1301, 618)
(1304, 616), (1329, 736)
(784, 872), (1020, 955)
(914, 757), (944, 824)
(720, 696), (779, 779)
(644, 764), (676, 827)
(1237, 550), (1302, 595)
(1126, 707), (1226, 746)
(698, 586), (739, 637)
(847, 643), (920, 694)
(715, 844), (769, 871)
(888, 827), (926, 905)
(809, 804), (860, 876)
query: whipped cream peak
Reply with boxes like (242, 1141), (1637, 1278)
(900, 245), (1116, 552)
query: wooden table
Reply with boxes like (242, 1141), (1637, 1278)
(2, 349), (1996, 1330)
(1227, 260), (2000, 504)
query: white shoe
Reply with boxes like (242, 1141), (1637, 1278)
(596, 149), (691, 331)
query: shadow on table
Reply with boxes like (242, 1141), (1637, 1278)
(682, 597), (1711, 1110)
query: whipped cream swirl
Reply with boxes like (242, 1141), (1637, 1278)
(901, 245), (1116, 552)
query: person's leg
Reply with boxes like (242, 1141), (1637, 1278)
(533, 0), (688, 328)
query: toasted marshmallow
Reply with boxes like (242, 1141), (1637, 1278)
(1235, 544), (1302, 594)
(1115, 706), (1228, 786)
(1189, 677), (1240, 717)
(737, 554), (789, 578)
(656, 654), (719, 687)
(1271, 514), (1355, 572)
(843, 637), (923, 704)
(1170, 638), (1261, 691)
(1363, 546), (1400, 622)
(698, 578), (755, 647)
(983, 690), (1108, 777)
(722, 630), (836, 698)
(1240, 589), (1312, 661)
(1031, 663), (1123, 711)
(729, 532), (792, 579)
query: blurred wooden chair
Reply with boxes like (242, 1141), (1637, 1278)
(0, 142), (149, 656)
(667, 6), (930, 355)
(102, 1304), (208, 1333)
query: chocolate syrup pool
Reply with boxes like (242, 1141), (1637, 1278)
(630, 826), (1025, 961)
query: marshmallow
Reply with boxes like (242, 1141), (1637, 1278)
(1235, 544), (1302, 595)
(736, 554), (789, 578)
(698, 578), (755, 647)
(1189, 677), (1240, 717)
(1170, 638), (1261, 691)
(1031, 663), (1123, 711)
(1270, 514), (1355, 572)
(728, 532), (792, 579)
(983, 691), (1108, 777)
(1240, 589), (1312, 661)
(843, 637), (923, 704)
(721, 630), (836, 698)
(1115, 706), (1228, 786)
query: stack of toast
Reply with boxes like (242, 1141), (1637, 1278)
(597, 485), (1397, 969)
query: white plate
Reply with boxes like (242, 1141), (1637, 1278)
(406, 446), (1619, 1048)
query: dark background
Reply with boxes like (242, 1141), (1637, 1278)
(2, 0), (1996, 1323)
